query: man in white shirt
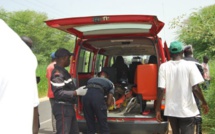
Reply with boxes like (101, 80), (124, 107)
(155, 41), (209, 134)
(0, 19), (39, 134)
(21, 36), (40, 134)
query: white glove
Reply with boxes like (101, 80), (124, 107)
(76, 86), (88, 96)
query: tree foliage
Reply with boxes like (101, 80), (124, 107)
(0, 8), (75, 64)
(170, 4), (215, 60)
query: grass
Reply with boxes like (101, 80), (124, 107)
(36, 64), (48, 98)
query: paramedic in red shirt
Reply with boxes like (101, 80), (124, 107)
(46, 52), (57, 133)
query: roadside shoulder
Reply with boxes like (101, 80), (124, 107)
(39, 97), (49, 102)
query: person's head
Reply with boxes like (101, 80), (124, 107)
(115, 56), (124, 64)
(98, 71), (108, 78)
(148, 55), (157, 64)
(21, 36), (33, 49)
(55, 48), (73, 67)
(203, 56), (209, 63)
(50, 52), (56, 62)
(169, 41), (184, 59)
(184, 45), (193, 57)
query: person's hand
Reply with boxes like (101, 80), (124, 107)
(202, 104), (209, 114)
(76, 86), (88, 96)
(156, 111), (162, 123)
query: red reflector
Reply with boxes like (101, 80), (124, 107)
(50, 24), (60, 28)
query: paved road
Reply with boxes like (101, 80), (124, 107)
(38, 98), (54, 134)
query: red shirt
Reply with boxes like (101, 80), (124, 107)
(46, 61), (56, 98)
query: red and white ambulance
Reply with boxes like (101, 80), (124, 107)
(46, 15), (170, 134)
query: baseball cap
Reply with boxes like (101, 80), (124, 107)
(55, 48), (73, 58)
(169, 41), (184, 54)
(50, 52), (56, 59)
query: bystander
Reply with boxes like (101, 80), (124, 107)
(156, 41), (209, 134)
(202, 56), (210, 90)
(46, 52), (57, 133)
(0, 19), (39, 134)
(21, 35), (40, 134)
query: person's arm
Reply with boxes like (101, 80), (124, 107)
(33, 106), (39, 134)
(107, 80), (115, 107)
(192, 84), (209, 114)
(190, 62), (209, 114)
(156, 63), (166, 122)
(107, 93), (114, 107)
(51, 71), (76, 100)
(155, 88), (165, 122)
(51, 72), (87, 99)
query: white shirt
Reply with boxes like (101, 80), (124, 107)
(158, 59), (204, 117)
(0, 19), (39, 134)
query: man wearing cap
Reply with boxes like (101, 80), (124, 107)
(51, 48), (87, 134)
(46, 52), (57, 133)
(82, 71), (114, 134)
(155, 41), (209, 134)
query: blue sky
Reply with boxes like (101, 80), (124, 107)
(0, 0), (214, 44)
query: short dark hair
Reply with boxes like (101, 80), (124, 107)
(184, 46), (192, 56)
(21, 36), (33, 48)
(203, 55), (209, 60)
(98, 70), (109, 77)
(55, 48), (73, 58)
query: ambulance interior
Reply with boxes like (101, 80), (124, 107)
(78, 37), (160, 118)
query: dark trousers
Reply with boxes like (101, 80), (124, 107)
(53, 103), (79, 134)
(193, 94), (202, 134)
(168, 116), (195, 134)
(50, 98), (57, 133)
(195, 116), (202, 134)
(82, 88), (109, 134)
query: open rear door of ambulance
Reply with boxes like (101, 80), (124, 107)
(45, 15), (164, 39)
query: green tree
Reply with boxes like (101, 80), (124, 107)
(170, 4), (215, 60)
(0, 8), (75, 64)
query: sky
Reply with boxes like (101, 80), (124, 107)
(0, 0), (214, 44)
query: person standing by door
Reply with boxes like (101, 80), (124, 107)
(46, 52), (57, 133)
(51, 48), (87, 134)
